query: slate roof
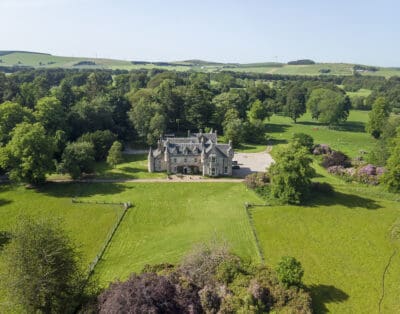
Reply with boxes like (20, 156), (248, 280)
(150, 132), (232, 158)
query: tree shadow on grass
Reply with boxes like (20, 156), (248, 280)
(36, 182), (134, 198)
(0, 231), (12, 251)
(305, 190), (382, 210)
(309, 284), (349, 313)
(268, 138), (288, 146)
(265, 123), (291, 134)
(0, 199), (12, 207)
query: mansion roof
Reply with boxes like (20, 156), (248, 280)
(149, 132), (233, 158)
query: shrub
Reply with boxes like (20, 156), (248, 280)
(292, 133), (314, 151)
(321, 151), (351, 168)
(276, 256), (304, 287)
(312, 144), (331, 155)
(244, 172), (269, 190)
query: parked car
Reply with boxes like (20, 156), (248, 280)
(232, 160), (240, 169)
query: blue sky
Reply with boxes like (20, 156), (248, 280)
(1, 0), (399, 66)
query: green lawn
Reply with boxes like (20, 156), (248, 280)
(94, 154), (166, 179)
(252, 182), (400, 313)
(89, 183), (261, 285)
(47, 154), (166, 181)
(346, 88), (372, 99)
(267, 110), (374, 157)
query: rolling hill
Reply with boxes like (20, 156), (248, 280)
(1, 51), (400, 77)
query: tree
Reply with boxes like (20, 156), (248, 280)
(382, 136), (400, 192)
(366, 97), (390, 138)
(59, 141), (95, 179)
(0, 122), (55, 184)
(0, 101), (34, 145)
(276, 256), (304, 287)
(223, 109), (244, 147)
(284, 85), (307, 122)
(34, 96), (68, 135)
(247, 99), (271, 122)
(107, 141), (124, 167)
(78, 130), (117, 161)
(0, 217), (85, 313)
(307, 88), (351, 126)
(269, 141), (315, 204)
(292, 133), (314, 152)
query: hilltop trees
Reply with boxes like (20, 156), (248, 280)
(0, 217), (85, 313)
(269, 140), (315, 204)
(366, 97), (390, 138)
(0, 122), (55, 184)
(307, 88), (351, 126)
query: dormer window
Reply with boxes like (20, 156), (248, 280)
(211, 156), (216, 162)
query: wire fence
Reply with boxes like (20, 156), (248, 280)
(244, 202), (267, 264)
(71, 198), (133, 279)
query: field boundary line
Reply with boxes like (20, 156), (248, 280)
(71, 199), (133, 280)
(244, 202), (266, 264)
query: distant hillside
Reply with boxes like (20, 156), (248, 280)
(1, 51), (400, 77)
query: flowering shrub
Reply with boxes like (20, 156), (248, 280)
(322, 151), (351, 168)
(354, 164), (386, 185)
(244, 172), (270, 190)
(313, 144), (331, 155)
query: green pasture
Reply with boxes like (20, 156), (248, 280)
(252, 180), (400, 313)
(267, 110), (374, 157)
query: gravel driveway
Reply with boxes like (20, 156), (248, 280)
(232, 151), (274, 177)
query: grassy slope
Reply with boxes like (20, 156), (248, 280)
(90, 183), (261, 286)
(2, 52), (400, 77)
(267, 110), (374, 157)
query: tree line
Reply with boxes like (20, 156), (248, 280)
(1, 68), (400, 184)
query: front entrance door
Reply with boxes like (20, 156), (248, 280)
(183, 167), (188, 174)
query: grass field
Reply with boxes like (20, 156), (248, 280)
(2, 51), (400, 77)
(267, 110), (374, 157)
(88, 183), (261, 285)
(252, 179), (400, 313)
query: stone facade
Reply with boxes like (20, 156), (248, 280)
(148, 131), (234, 176)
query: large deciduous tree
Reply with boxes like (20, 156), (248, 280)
(59, 141), (95, 179)
(382, 135), (400, 192)
(0, 101), (34, 145)
(307, 88), (351, 126)
(0, 217), (85, 313)
(269, 140), (315, 204)
(0, 122), (55, 184)
(284, 85), (307, 123)
(34, 96), (68, 135)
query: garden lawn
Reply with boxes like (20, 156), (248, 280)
(267, 110), (374, 157)
(252, 183), (400, 313)
(89, 183), (261, 286)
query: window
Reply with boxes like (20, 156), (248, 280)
(224, 166), (228, 174)
(194, 158), (197, 162)
(211, 156), (216, 162)
(184, 158), (187, 163)
(173, 158), (177, 163)
(211, 168), (216, 176)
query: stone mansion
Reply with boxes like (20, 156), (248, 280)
(148, 131), (234, 176)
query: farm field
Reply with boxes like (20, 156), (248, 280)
(252, 181), (400, 313)
(267, 110), (374, 157)
(2, 51), (400, 77)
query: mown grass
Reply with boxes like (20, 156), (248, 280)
(89, 183), (261, 286)
(267, 110), (374, 157)
(252, 182), (400, 313)
(47, 154), (166, 181)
